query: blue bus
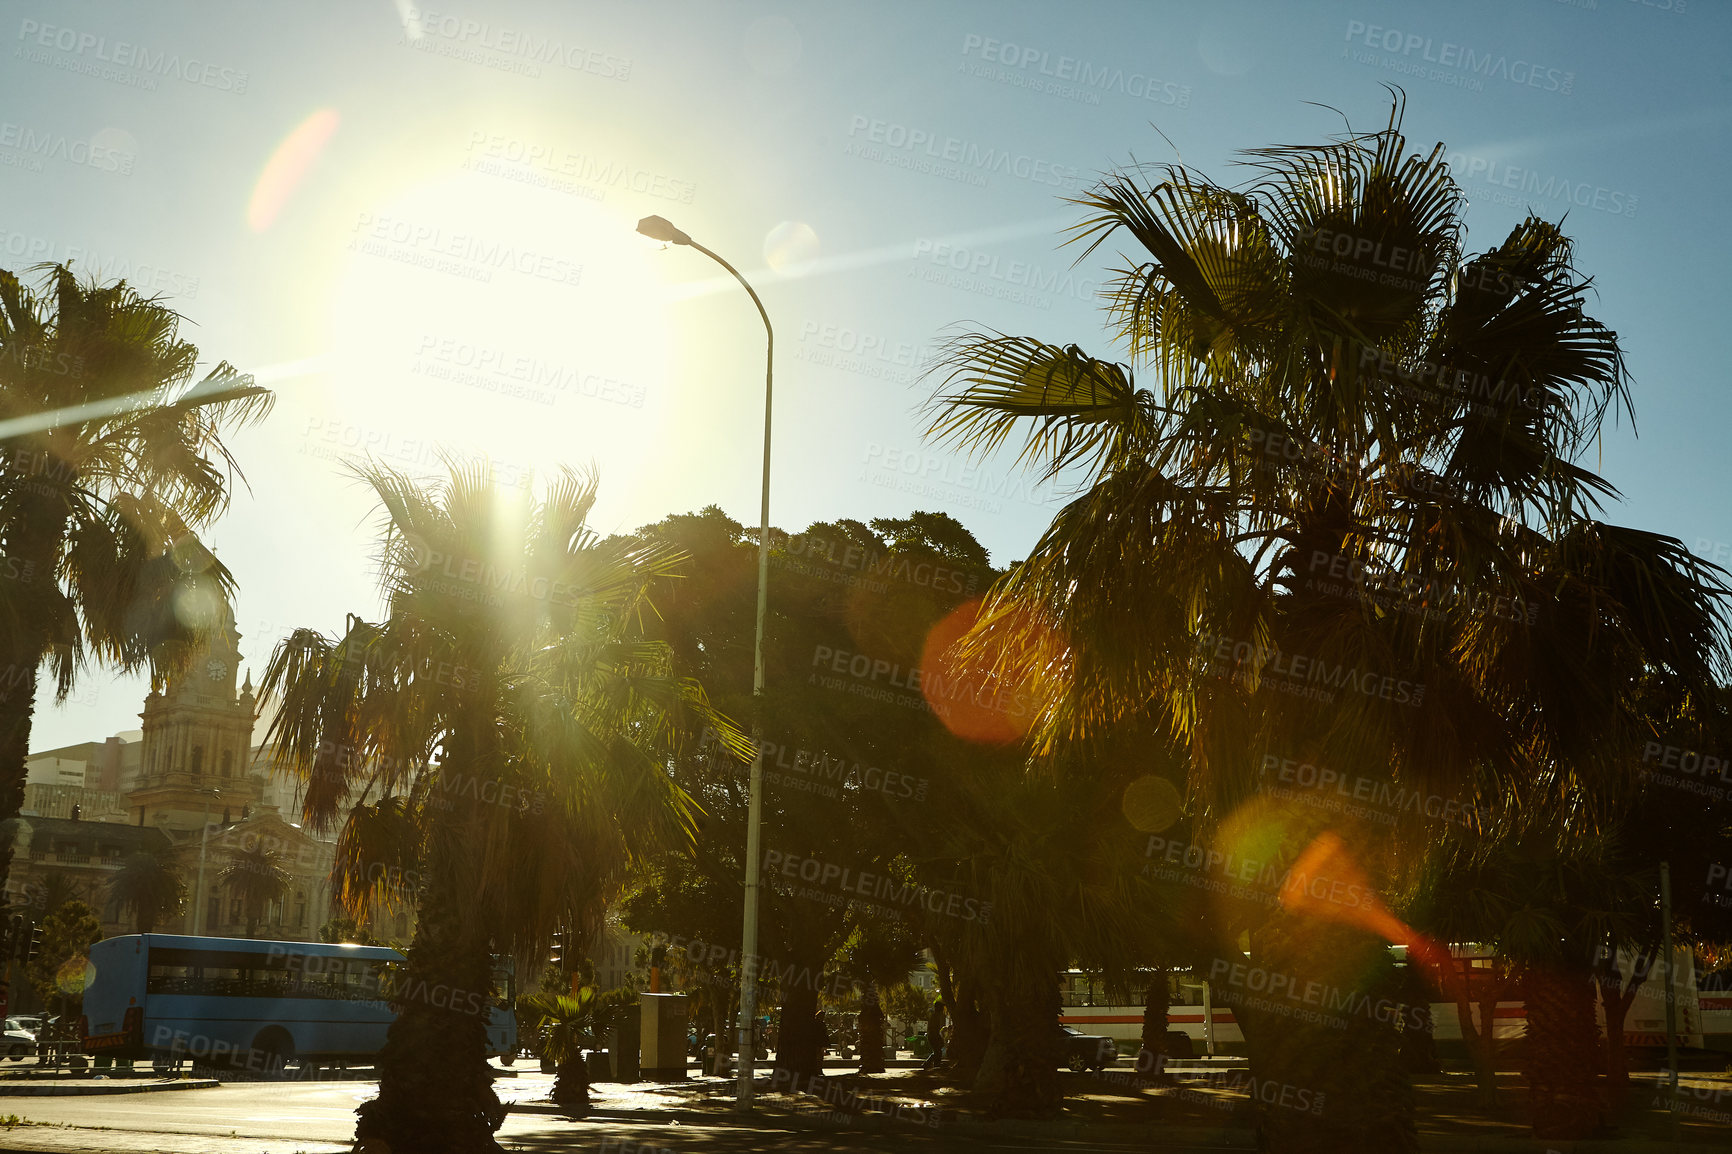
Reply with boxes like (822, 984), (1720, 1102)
(80, 934), (516, 1073)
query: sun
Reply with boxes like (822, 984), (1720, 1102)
(322, 168), (672, 491)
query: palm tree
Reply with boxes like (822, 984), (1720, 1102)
(220, 845), (291, 938)
(0, 264), (271, 904)
(518, 979), (636, 1112)
(260, 462), (747, 1154)
(106, 850), (185, 933)
(923, 101), (1732, 1151)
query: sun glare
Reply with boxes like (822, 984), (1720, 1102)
(323, 169), (672, 499)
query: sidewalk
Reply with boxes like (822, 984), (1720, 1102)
(0, 1078), (218, 1097)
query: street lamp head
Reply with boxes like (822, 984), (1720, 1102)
(637, 215), (692, 246)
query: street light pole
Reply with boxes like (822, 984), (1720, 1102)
(637, 216), (773, 1112)
(192, 788), (221, 935)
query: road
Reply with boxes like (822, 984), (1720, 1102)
(0, 1072), (1247, 1154)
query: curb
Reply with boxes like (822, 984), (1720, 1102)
(0, 1079), (220, 1097)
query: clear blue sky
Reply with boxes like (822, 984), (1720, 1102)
(7, 0), (1726, 750)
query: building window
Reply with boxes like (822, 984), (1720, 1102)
(221, 750), (232, 778)
(191, 746), (204, 776)
(207, 895), (220, 928)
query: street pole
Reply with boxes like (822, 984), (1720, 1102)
(192, 791), (216, 935)
(1661, 860), (1678, 1139)
(634, 216), (774, 1112)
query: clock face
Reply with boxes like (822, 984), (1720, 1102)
(206, 659), (226, 682)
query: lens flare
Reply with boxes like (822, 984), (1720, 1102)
(919, 598), (1044, 745)
(247, 108), (340, 231)
(1280, 830), (1466, 1002)
(1122, 775), (1184, 832)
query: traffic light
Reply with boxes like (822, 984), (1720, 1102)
(24, 926), (42, 965)
(548, 931), (566, 970)
(4, 914), (21, 962)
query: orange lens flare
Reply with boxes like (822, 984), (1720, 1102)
(1279, 830), (1466, 1002)
(919, 598), (1041, 745)
(247, 108), (340, 231)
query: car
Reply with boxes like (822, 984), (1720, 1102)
(6, 1017), (41, 1036)
(1059, 1024), (1117, 1072)
(1, 1027), (33, 1061)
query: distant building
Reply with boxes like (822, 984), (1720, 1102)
(7, 606), (360, 945)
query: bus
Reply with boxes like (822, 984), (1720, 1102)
(79, 934), (516, 1073)
(1060, 945), (1719, 1058)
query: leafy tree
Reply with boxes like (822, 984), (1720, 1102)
(219, 844), (291, 939)
(923, 102), (1732, 1147)
(261, 465), (745, 1154)
(106, 850), (185, 933)
(0, 264), (271, 908)
(25, 899), (100, 1030)
(318, 916), (376, 946)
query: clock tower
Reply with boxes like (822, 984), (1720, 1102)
(129, 602), (262, 831)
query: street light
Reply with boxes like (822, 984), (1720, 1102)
(637, 215), (773, 1112)
(191, 787), (224, 935)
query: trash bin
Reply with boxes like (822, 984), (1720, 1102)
(585, 1049), (612, 1082)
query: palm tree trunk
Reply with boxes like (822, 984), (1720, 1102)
(856, 981), (886, 1074)
(1238, 918), (1417, 1154)
(1600, 983), (1637, 1107)
(1520, 964), (1602, 1140)
(0, 657), (40, 905)
(946, 970), (989, 1082)
(1141, 966), (1170, 1074)
(973, 970), (1061, 1118)
(354, 868), (504, 1153)
(774, 982), (824, 1082)
(551, 1052), (590, 1111)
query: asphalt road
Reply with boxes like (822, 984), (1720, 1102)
(0, 1074), (1246, 1154)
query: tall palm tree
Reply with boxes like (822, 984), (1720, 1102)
(219, 844), (292, 938)
(923, 101), (1732, 1151)
(0, 264), (271, 904)
(106, 850), (186, 933)
(260, 462), (747, 1154)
